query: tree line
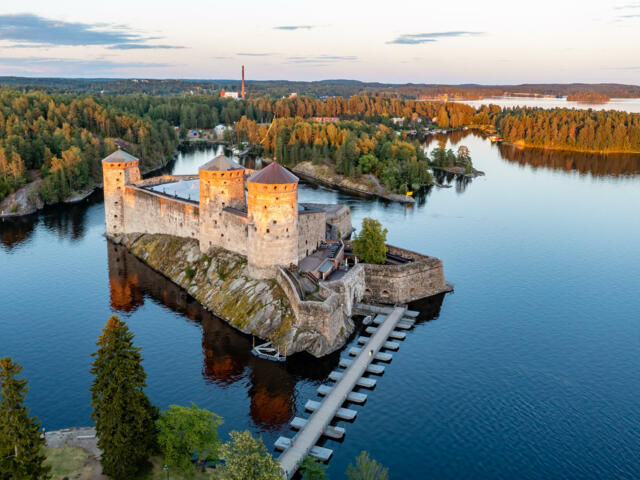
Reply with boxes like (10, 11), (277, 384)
(495, 107), (640, 153)
(3, 76), (640, 99)
(0, 316), (389, 479)
(0, 90), (177, 204)
(236, 116), (436, 193)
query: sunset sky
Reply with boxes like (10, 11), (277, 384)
(0, 0), (638, 83)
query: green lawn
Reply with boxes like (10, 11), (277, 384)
(45, 445), (99, 479)
(45, 446), (221, 480)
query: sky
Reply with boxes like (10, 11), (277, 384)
(0, 0), (639, 84)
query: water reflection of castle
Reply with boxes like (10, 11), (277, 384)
(107, 242), (332, 429)
(107, 241), (446, 430)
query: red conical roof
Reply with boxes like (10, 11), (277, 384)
(248, 161), (298, 185)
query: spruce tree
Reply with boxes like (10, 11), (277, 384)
(90, 316), (158, 479)
(0, 357), (50, 480)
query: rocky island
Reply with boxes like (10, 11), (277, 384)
(102, 149), (450, 357)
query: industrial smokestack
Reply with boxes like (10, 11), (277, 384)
(241, 65), (245, 99)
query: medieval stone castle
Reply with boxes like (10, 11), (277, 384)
(103, 149), (353, 279)
(102, 148), (450, 355)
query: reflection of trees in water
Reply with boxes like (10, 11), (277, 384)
(0, 193), (100, 249)
(0, 216), (36, 250)
(107, 242), (449, 431)
(498, 144), (640, 177)
(423, 130), (479, 149)
(432, 170), (473, 194)
(107, 242), (450, 431)
(106, 241), (340, 431)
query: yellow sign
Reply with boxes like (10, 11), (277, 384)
(406, 191), (413, 196)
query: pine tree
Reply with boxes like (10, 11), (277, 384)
(90, 316), (158, 479)
(0, 357), (50, 480)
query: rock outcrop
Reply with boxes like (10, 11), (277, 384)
(110, 233), (354, 357)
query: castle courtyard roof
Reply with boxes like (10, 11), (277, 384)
(102, 149), (139, 163)
(199, 155), (243, 172)
(248, 161), (298, 185)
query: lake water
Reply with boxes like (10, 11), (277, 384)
(1, 137), (640, 479)
(453, 96), (640, 113)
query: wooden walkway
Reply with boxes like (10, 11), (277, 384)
(277, 306), (409, 479)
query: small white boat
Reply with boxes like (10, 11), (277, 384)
(251, 341), (286, 362)
(362, 315), (372, 326)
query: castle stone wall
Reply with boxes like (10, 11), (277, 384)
(123, 186), (199, 239)
(209, 209), (248, 255)
(297, 211), (326, 260)
(361, 244), (450, 304)
(326, 205), (354, 240)
(276, 268), (345, 348)
(321, 264), (366, 319)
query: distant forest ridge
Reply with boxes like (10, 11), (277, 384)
(0, 76), (639, 99)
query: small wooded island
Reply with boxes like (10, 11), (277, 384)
(103, 150), (451, 357)
(567, 91), (610, 103)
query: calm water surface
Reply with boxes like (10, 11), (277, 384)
(454, 95), (640, 113)
(1, 136), (639, 479)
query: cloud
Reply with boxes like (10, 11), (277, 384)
(287, 55), (357, 64)
(0, 56), (169, 74)
(614, 2), (640, 8)
(213, 56), (232, 60)
(0, 13), (184, 49)
(617, 13), (640, 17)
(387, 31), (484, 45)
(274, 25), (315, 30)
(236, 52), (273, 56)
(107, 44), (185, 50)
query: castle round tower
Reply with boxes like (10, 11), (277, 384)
(102, 149), (141, 236)
(198, 155), (245, 252)
(246, 161), (299, 279)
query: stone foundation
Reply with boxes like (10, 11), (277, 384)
(361, 244), (452, 304)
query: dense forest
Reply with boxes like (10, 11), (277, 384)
(88, 94), (492, 130)
(3, 86), (640, 209)
(496, 108), (640, 153)
(2, 76), (639, 100)
(0, 90), (176, 204)
(236, 116), (438, 193)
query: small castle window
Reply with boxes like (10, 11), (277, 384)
(274, 186), (277, 190)
(276, 197), (279, 200)
(266, 229), (270, 233)
(264, 205), (267, 209)
(214, 220), (217, 225)
(221, 233), (224, 237)
(273, 220), (277, 225)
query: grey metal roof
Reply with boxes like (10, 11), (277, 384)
(102, 149), (139, 163)
(199, 155), (243, 172)
(248, 161), (299, 185)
